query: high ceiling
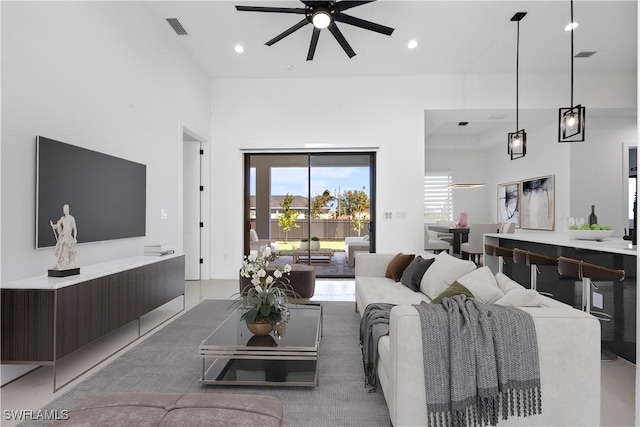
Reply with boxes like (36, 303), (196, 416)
(144, 1), (637, 146)
(146, 1), (637, 79)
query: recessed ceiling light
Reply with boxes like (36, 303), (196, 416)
(564, 22), (579, 31)
(407, 40), (418, 49)
(234, 44), (245, 54)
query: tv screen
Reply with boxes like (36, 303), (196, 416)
(36, 136), (146, 248)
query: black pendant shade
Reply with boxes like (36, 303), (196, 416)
(558, 0), (586, 142)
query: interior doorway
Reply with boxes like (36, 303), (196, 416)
(244, 152), (376, 278)
(182, 130), (206, 281)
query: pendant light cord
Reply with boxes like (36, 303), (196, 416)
(516, 19), (520, 131)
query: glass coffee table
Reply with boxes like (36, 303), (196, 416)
(199, 304), (322, 387)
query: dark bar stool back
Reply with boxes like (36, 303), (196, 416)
(484, 244), (513, 274)
(557, 256), (626, 361)
(513, 248), (558, 294)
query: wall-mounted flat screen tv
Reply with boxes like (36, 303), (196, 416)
(36, 136), (146, 248)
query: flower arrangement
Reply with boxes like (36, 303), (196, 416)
(235, 246), (296, 331)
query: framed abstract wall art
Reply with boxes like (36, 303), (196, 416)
(520, 175), (555, 230)
(497, 181), (520, 227)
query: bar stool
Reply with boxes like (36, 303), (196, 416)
(513, 249), (558, 294)
(484, 243), (513, 274)
(557, 256), (626, 361)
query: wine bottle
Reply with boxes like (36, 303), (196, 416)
(588, 205), (598, 226)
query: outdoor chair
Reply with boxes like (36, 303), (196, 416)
(249, 229), (278, 254)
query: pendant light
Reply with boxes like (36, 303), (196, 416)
(447, 121), (485, 189)
(558, 0), (586, 142)
(508, 12), (527, 160)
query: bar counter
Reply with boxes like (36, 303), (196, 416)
(485, 232), (636, 363)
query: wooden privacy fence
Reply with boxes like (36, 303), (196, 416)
(250, 219), (370, 241)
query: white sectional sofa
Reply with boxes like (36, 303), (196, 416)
(355, 252), (601, 427)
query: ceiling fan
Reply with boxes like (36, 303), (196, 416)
(235, 1), (395, 61)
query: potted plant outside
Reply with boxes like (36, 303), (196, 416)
(310, 236), (321, 251)
(300, 238), (309, 251)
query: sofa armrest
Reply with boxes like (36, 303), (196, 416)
(386, 305), (601, 427)
(354, 253), (395, 277)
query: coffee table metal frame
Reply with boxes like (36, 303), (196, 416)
(199, 304), (322, 387)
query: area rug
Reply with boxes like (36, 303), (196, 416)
(31, 300), (390, 426)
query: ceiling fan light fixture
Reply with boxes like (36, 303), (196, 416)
(564, 21), (579, 31)
(312, 9), (332, 29)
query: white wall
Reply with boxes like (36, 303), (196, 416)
(211, 72), (635, 279)
(1, 1), (211, 283)
(1, 2), (211, 384)
(570, 115), (638, 235)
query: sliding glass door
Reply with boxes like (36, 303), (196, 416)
(244, 152), (376, 278)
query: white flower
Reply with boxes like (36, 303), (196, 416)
(247, 253), (257, 262)
(273, 269), (283, 279)
(254, 284), (263, 293)
(251, 277), (260, 286)
(257, 269), (266, 278)
(283, 264), (292, 273)
(263, 246), (272, 257)
(266, 276), (274, 285)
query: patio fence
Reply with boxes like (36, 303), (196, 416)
(250, 219), (370, 242)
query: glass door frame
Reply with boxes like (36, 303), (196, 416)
(244, 151), (376, 276)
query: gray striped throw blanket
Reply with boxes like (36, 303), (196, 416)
(359, 302), (395, 391)
(413, 295), (542, 427)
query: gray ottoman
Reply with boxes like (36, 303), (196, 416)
(53, 392), (284, 426)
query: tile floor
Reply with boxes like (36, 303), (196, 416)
(0, 279), (636, 426)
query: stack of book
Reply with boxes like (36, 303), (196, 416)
(144, 244), (175, 256)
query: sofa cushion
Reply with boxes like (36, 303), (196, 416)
(495, 272), (525, 293)
(356, 277), (430, 310)
(431, 281), (473, 304)
(385, 253), (415, 282)
(455, 266), (504, 304)
(419, 252), (476, 299)
(495, 289), (543, 306)
(400, 256), (435, 292)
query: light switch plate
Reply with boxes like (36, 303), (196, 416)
(592, 292), (604, 310)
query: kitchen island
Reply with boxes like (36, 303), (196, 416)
(485, 232), (636, 363)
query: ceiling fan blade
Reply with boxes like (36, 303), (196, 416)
(265, 18), (310, 46)
(334, 12), (394, 36)
(328, 23), (356, 58)
(235, 5), (306, 14)
(307, 27), (321, 61)
(335, 1), (376, 12)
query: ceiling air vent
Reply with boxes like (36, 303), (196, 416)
(575, 51), (596, 58)
(166, 18), (189, 36)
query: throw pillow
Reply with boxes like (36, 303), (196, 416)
(456, 266), (505, 304)
(420, 252), (476, 299)
(385, 253), (415, 282)
(431, 281), (474, 304)
(495, 272), (526, 294)
(400, 256), (435, 292)
(495, 289), (543, 307)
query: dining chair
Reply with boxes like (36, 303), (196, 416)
(460, 223), (500, 265)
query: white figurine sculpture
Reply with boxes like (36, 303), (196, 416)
(50, 204), (78, 270)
